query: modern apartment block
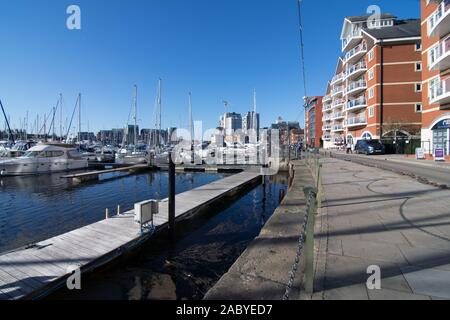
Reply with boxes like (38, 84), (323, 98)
(304, 96), (323, 148)
(323, 14), (423, 150)
(421, 0), (450, 158)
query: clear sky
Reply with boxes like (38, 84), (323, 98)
(0, 0), (420, 134)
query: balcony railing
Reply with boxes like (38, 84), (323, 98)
(345, 97), (367, 112)
(428, 0), (450, 37)
(331, 112), (344, 120)
(342, 28), (363, 51)
(323, 94), (332, 102)
(323, 135), (332, 141)
(322, 105), (332, 113)
(429, 77), (450, 105)
(322, 114), (332, 122)
(429, 35), (450, 71)
(344, 43), (367, 63)
(322, 125), (332, 131)
(331, 73), (344, 85)
(344, 61), (367, 79)
(346, 80), (367, 95)
(331, 86), (344, 96)
(332, 125), (344, 132)
(345, 115), (367, 127)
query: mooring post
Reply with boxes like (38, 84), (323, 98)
(117, 205), (121, 216)
(106, 208), (109, 220)
(168, 152), (176, 236)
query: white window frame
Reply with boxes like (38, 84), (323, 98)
(415, 83), (422, 92)
(415, 43), (422, 51)
(415, 62), (422, 72)
(368, 106), (374, 118)
(415, 103), (423, 113)
(368, 68), (374, 80)
(368, 49), (374, 62)
(369, 87), (375, 99)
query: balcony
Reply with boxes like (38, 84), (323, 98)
(429, 35), (450, 72)
(323, 94), (332, 102)
(323, 135), (332, 141)
(344, 61), (367, 81)
(322, 114), (332, 122)
(331, 98), (345, 109)
(429, 77), (450, 106)
(345, 115), (367, 128)
(428, 0), (450, 38)
(322, 105), (332, 113)
(346, 80), (367, 96)
(345, 97), (367, 112)
(342, 29), (363, 52)
(322, 125), (332, 131)
(331, 85), (344, 97)
(344, 43), (367, 65)
(332, 125), (344, 133)
(331, 112), (345, 120)
(331, 73), (344, 85)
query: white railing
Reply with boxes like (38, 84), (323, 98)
(322, 125), (332, 131)
(322, 105), (332, 112)
(345, 61), (367, 78)
(323, 94), (332, 102)
(345, 97), (367, 111)
(332, 125), (344, 132)
(429, 35), (450, 70)
(331, 86), (344, 96)
(342, 28), (363, 50)
(331, 73), (344, 84)
(332, 98), (345, 108)
(346, 80), (367, 95)
(429, 77), (450, 103)
(345, 115), (367, 127)
(323, 135), (332, 141)
(428, 0), (450, 36)
(344, 43), (367, 63)
(331, 112), (344, 120)
(322, 114), (332, 121)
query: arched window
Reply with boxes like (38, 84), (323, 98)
(362, 132), (372, 140)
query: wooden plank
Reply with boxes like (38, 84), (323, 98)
(0, 171), (260, 300)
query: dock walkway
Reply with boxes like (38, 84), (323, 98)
(0, 171), (260, 300)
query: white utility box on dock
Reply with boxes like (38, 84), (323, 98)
(134, 200), (159, 227)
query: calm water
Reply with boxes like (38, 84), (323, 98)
(49, 174), (288, 300)
(0, 170), (228, 254)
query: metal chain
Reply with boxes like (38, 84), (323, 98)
(283, 191), (316, 300)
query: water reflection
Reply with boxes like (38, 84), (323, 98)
(49, 173), (288, 300)
(0, 171), (227, 254)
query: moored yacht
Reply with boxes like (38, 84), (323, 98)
(0, 143), (88, 176)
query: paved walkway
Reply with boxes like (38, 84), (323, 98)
(312, 158), (450, 300)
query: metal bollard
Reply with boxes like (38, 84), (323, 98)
(106, 208), (109, 220)
(117, 205), (121, 216)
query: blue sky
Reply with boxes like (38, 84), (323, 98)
(0, 0), (420, 134)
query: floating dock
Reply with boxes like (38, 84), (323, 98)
(0, 171), (261, 300)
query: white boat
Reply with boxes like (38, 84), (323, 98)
(0, 143), (88, 176)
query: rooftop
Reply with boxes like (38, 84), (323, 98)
(363, 19), (421, 40)
(346, 13), (397, 23)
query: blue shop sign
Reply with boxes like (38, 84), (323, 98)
(432, 119), (450, 130)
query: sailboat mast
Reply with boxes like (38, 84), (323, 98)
(0, 99), (15, 144)
(134, 84), (138, 153)
(59, 93), (63, 142)
(158, 79), (162, 146)
(78, 93), (81, 144)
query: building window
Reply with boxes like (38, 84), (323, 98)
(368, 106), (374, 118)
(368, 49), (374, 62)
(369, 87), (375, 99)
(368, 68), (374, 80)
(415, 43), (422, 51)
(415, 83), (422, 92)
(415, 62), (422, 71)
(415, 103), (422, 113)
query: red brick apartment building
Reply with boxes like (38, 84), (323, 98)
(304, 96), (323, 148)
(323, 14), (423, 150)
(421, 0), (450, 158)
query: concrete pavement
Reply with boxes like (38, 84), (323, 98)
(311, 158), (450, 300)
(329, 152), (450, 188)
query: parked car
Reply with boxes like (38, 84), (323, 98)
(354, 139), (385, 155)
